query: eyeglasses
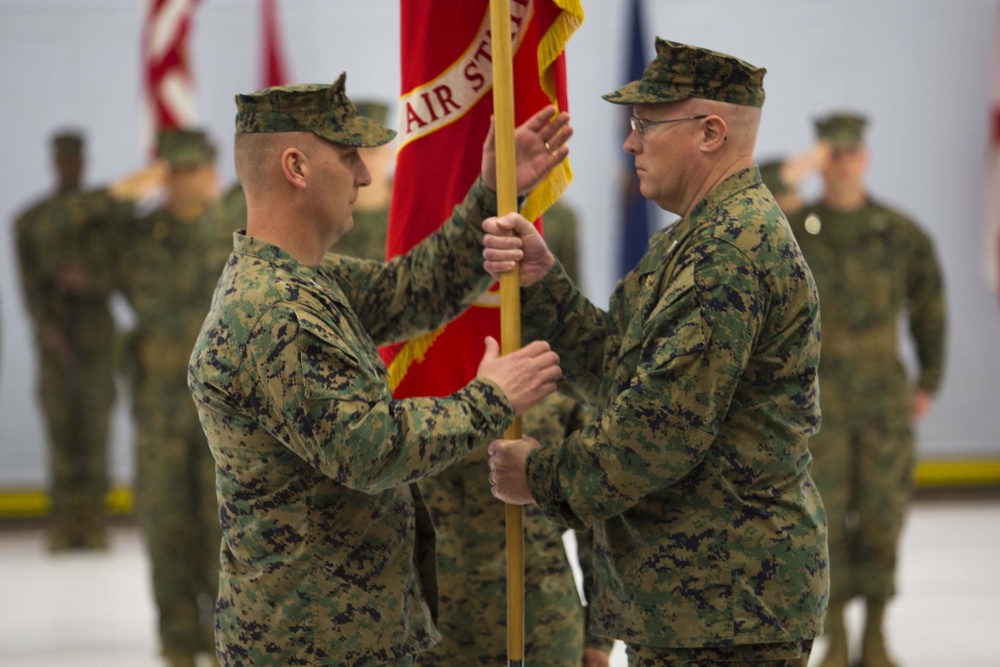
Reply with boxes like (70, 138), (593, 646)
(630, 115), (708, 137)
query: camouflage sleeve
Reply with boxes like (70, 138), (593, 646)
(324, 178), (498, 346)
(541, 202), (581, 284)
(14, 208), (60, 326)
(906, 226), (946, 393)
(519, 264), (609, 402)
(574, 528), (615, 654)
(246, 300), (515, 493)
(80, 189), (137, 295)
(526, 240), (766, 529)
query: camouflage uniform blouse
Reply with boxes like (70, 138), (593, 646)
(787, 199), (946, 424)
(188, 180), (515, 666)
(521, 168), (828, 648)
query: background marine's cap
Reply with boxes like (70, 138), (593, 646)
(814, 113), (867, 149)
(234, 72), (396, 147)
(353, 99), (391, 127)
(156, 129), (217, 168)
(52, 132), (83, 157)
(603, 37), (766, 108)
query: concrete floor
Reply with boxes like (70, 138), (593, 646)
(0, 498), (997, 666)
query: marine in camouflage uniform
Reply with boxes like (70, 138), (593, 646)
(14, 133), (119, 550)
(487, 38), (828, 666)
(787, 114), (946, 667)
(416, 200), (613, 666)
(187, 74), (568, 666)
(116, 130), (236, 667)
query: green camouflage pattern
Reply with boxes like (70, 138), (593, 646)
(333, 195), (601, 662)
(413, 199), (611, 664)
(540, 200), (581, 285)
(335, 204), (390, 261)
(157, 128), (217, 167)
(189, 180), (518, 666)
(235, 71), (396, 147)
(788, 198), (946, 603)
(415, 393), (592, 666)
(627, 639), (813, 665)
(354, 100), (390, 125)
(115, 198), (239, 654)
(14, 187), (126, 547)
(814, 113), (867, 149)
(603, 37), (766, 107)
(521, 167), (828, 648)
(415, 202), (611, 667)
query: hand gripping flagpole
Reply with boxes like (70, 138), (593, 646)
(488, 0), (525, 665)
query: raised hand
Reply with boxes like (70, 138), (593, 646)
(482, 105), (572, 195)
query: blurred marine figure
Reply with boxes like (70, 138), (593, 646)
(788, 113), (947, 667)
(115, 129), (236, 667)
(15, 132), (117, 550)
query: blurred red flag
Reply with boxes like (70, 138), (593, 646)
(142, 0), (200, 131)
(260, 0), (289, 88)
(987, 3), (1000, 304)
(382, 0), (583, 398)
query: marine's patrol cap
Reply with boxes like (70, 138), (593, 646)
(52, 132), (83, 157)
(814, 113), (867, 149)
(234, 72), (396, 148)
(157, 129), (217, 167)
(603, 37), (766, 107)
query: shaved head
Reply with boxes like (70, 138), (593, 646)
(234, 132), (310, 198)
(677, 98), (761, 156)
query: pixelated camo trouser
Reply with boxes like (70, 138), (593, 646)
(808, 413), (914, 603)
(627, 639), (813, 666)
(133, 368), (221, 655)
(38, 345), (114, 536)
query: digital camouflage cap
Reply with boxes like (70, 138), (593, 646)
(604, 37), (766, 107)
(814, 113), (866, 149)
(235, 72), (396, 148)
(52, 132), (83, 157)
(157, 129), (217, 167)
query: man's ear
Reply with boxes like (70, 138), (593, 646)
(700, 115), (728, 153)
(281, 147), (308, 190)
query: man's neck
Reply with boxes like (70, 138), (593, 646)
(677, 156), (752, 218)
(246, 203), (332, 267)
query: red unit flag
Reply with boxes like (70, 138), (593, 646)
(383, 0), (583, 398)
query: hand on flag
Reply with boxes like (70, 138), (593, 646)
(487, 435), (542, 505)
(482, 105), (572, 195)
(475, 337), (561, 416)
(482, 212), (556, 285)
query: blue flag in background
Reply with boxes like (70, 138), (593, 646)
(618, 0), (652, 278)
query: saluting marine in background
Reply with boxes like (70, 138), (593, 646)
(789, 113), (947, 667)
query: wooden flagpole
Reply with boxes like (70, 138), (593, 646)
(488, 0), (524, 664)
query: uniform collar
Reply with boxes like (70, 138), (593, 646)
(636, 166), (762, 276)
(233, 231), (351, 306)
